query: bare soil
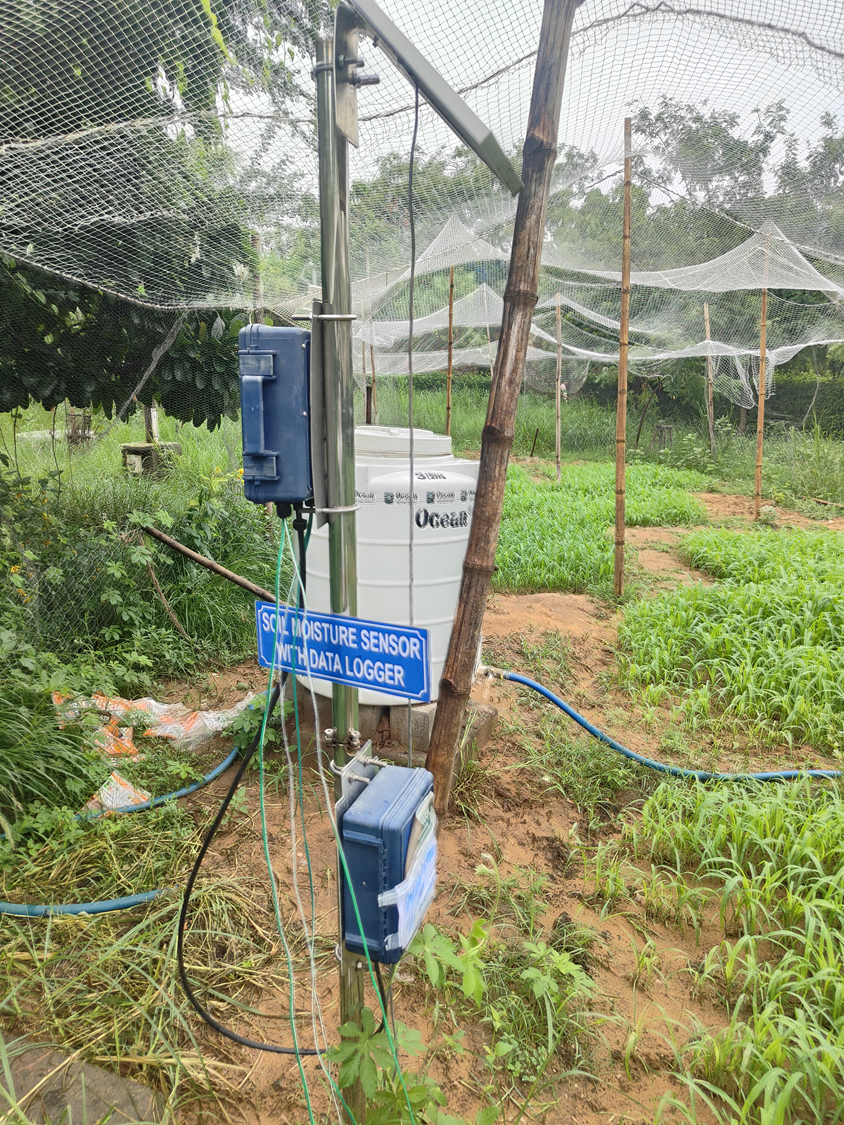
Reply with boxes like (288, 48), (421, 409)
(22, 485), (844, 1124)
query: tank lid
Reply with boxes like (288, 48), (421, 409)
(355, 426), (452, 456)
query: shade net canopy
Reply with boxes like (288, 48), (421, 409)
(2, 0), (844, 410)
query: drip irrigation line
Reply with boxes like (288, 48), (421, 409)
(0, 890), (165, 918)
(484, 667), (842, 782)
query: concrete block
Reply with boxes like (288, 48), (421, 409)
(294, 688), (387, 745)
(389, 701), (437, 754)
(458, 700), (498, 768)
(388, 699), (498, 767)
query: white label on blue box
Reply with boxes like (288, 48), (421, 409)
(256, 601), (431, 702)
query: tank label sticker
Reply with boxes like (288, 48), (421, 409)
(256, 602), (431, 701)
(414, 471), (446, 480)
(382, 490), (420, 505)
(356, 490), (376, 505)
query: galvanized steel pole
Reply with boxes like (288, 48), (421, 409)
(316, 37), (359, 748)
(316, 36), (365, 1123)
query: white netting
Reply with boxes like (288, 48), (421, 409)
(4, 0), (844, 668)
(2, 0), (844, 416)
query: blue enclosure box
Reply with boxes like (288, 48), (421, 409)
(238, 325), (312, 506)
(340, 765), (437, 964)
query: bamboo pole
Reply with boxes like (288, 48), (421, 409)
(555, 295), (562, 482)
(370, 342), (377, 418)
(426, 0), (583, 818)
(703, 302), (716, 459)
(141, 525), (276, 603)
(613, 118), (632, 599)
(446, 264), (454, 435)
(754, 288), (769, 519)
(363, 341), (372, 423)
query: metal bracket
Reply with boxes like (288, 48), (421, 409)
(335, 3), (379, 147)
(308, 298), (330, 531)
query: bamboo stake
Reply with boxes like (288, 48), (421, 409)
(141, 525), (276, 602)
(613, 118), (632, 599)
(370, 342), (377, 418)
(703, 302), (716, 459)
(426, 0), (583, 818)
(754, 287), (768, 519)
(363, 341), (372, 423)
(446, 264), (454, 435)
(555, 295), (562, 483)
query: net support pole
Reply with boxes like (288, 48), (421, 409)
(704, 301), (716, 459)
(315, 36), (364, 1122)
(613, 117), (632, 599)
(446, 264), (454, 435)
(754, 288), (768, 519)
(425, 0), (582, 819)
(555, 294), (562, 483)
(370, 342), (377, 419)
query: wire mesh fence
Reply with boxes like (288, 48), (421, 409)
(2, 0), (844, 682)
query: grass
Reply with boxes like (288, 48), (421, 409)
(619, 527), (844, 752)
(0, 798), (316, 1119)
(0, 405), (284, 693)
(370, 382), (616, 459)
(626, 778), (844, 1125)
(482, 628), (572, 693)
(0, 675), (100, 826)
(494, 462), (708, 597)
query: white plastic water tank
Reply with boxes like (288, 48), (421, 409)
(303, 426), (480, 705)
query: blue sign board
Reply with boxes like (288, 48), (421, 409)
(256, 601), (431, 702)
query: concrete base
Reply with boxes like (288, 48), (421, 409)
(294, 689), (390, 747)
(121, 441), (181, 477)
(1, 1033), (162, 1123)
(293, 691), (497, 769)
(388, 699), (497, 769)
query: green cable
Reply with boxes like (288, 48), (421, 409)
(258, 523), (318, 1125)
(286, 533), (419, 1125)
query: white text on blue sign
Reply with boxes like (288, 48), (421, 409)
(256, 602), (431, 701)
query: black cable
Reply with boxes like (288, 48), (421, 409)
(177, 512), (323, 1056)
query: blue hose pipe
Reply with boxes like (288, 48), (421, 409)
(0, 746), (242, 916)
(484, 667), (842, 783)
(0, 889), (167, 918)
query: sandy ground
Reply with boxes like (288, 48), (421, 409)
(55, 488), (844, 1123)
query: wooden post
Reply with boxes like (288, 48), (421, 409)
(425, 0), (583, 818)
(613, 118), (632, 599)
(251, 231), (264, 324)
(754, 288), (768, 519)
(367, 248), (377, 421)
(555, 295), (562, 483)
(370, 343), (377, 418)
(703, 302), (716, 459)
(446, 264), (454, 435)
